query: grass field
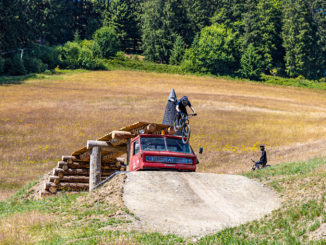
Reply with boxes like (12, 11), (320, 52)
(1, 70), (326, 244)
(1, 70), (326, 199)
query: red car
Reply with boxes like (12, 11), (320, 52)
(128, 134), (199, 172)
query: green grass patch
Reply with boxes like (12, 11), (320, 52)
(0, 68), (88, 85)
(2, 57), (326, 92)
(1, 158), (326, 244)
(262, 74), (326, 90)
(243, 158), (325, 181)
(198, 198), (325, 244)
(105, 57), (184, 74)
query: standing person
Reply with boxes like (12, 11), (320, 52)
(175, 96), (196, 129)
(254, 145), (267, 170)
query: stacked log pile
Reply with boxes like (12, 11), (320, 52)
(41, 122), (171, 198)
(41, 156), (125, 197)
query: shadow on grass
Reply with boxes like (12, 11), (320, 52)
(0, 74), (38, 85)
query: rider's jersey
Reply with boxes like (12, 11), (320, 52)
(259, 150), (267, 164)
(177, 96), (192, 114)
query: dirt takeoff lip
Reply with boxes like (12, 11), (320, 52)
(123, 171), (281, 238)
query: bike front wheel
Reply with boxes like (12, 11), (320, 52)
(181, 124), (191, 144)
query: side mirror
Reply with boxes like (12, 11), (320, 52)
(199, 147), (203, 154)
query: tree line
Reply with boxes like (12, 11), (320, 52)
(0, 0), (325, 80)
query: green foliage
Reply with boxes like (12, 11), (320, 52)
(78, 48), (94, 70)
(23, 56), (47, 73)
(80, 40), (102, 59)
(282, 0), (325, 79)
(181, 25), (240, 75)
(0, 56), (4, 73)
(58, 40), (107, 70)
(59, 42), (82, 69)
(106, 57), (182, 74)
(104, 0), (142, 52)
(240, 44), (262, 80)
(93, 26), (120, 59)
(242, 0), (283, 73)
(5, 54), (27, 76)
(169, 36), (185, 65)
(141, 0), (172, 63)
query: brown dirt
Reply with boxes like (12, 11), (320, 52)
(18, 172), (51, 200)
(77, 173), (127, 213)
(309, 223), (326, 241)
(123, 172), (281, 238)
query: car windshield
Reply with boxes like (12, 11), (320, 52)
(140, 137), (167, 151)
(166, 138), (191, 154)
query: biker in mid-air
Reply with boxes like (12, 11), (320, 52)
(175, 96), (196, 129)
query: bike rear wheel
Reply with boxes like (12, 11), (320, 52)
(181, 124), (191, 144)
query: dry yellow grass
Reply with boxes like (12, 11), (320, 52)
(1, 70), (326, 198)
(0, 211), (53, 244)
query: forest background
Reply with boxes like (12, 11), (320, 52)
(0, 0), (325, 81)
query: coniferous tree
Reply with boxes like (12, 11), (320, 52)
(186, 0), (219, 35)
(242, 0), (283, 73)
(240, 43), (262, 80)
(211, 0), (246, 32)
(282, 0), (324, 79)
(141, 0), (187, 63)
(313, 0), (326, 77)
(169, 35), (185, 65)
(0, 0), (30, 51)
(104, 0), (141, 52)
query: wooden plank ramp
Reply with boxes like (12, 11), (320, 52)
(41, 122), (171, 197)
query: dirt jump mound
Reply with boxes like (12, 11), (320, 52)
(123, 172), (281, 237)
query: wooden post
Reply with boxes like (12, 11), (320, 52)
(89, 146), (101, 192)
(126, 139), (131, 166)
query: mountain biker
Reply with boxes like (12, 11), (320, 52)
(175, 96), (196, 129)
(253, 145), (267, 170)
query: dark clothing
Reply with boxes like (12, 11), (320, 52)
(259, 150), (267, 164)
(176, 96), (192, 115)
(255, 150), (267, 169)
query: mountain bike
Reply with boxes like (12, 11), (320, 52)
(250, 159), (271, 171)
(173, 113), (197, 144)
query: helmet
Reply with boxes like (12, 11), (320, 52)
(260, 145), (265, 150)
(182, 96), (188, 106)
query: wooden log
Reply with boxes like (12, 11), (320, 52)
(53, 168), (115, 176)
(54, 178), (60, 185)
(116, 157), (125, 163)
(89, 146), (101, 191)
(58, 171), (64, 179)
(62, 156), (77, 161)
(87, 140), (112, 151)
(45, 182), (89, 191)
(112, 131), (136, 139)
(44, 183), (57, 193)
(62, 156), (89, 163)
(167, 127), (176, 135)
(58, 161), (120, 170)
(56, 161), (68, 170)
(49, 176), (107, 183)
(144, 123), (157, 134)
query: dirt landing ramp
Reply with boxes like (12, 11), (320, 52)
(123, 172), (281, 237)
